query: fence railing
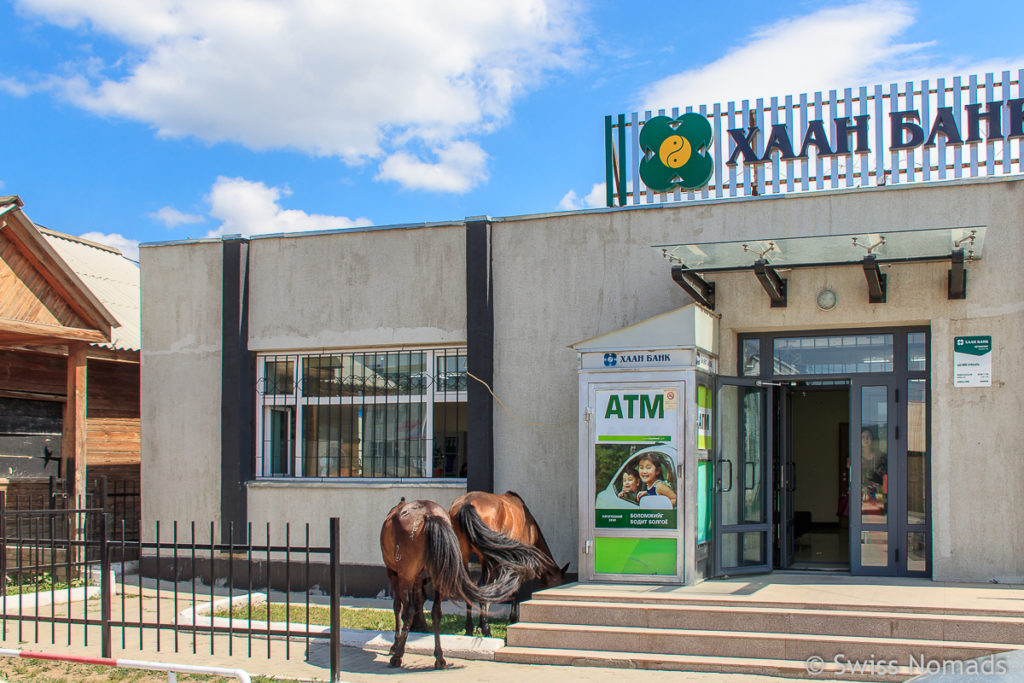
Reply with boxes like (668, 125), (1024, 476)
(0, 501), (345, 682)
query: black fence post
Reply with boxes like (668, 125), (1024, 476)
(0, 491), (6, 601)
(100, 512), (112, 658)
(329, 517), (341, 683)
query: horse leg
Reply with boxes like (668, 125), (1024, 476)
(431, 590), (447, 669)
(478, 560), (491, 638)
(411, 579), (429, 633)
(389, 586), (415, 668)
(464, 599), (475, 636)
(387, 569), (400, 656)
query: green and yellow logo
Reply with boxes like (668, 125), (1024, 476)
(639, 113), (714, 192)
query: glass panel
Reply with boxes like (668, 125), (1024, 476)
(907, 332), (927, 372)
(432, 401), (467, 478)
(773, 335), (893, 375)
(860, 530), (888, 566)
(907, 379), (927, 525)
(266, 407), (294, 475)
(362, 403), (427, 477)
(302, 352), (428, 397)
(263, 359), (294, 395)
(741, 338), (760, 376)
(720, 385), (764, 525)
(655, 226), (986, 270)
(907, 532), (927, 572)
(301, 405), (362, 476)
(721, 532), (766, 567)
(367, 351), (427, 395)
(697, 460), (711, 543)
(435, 352), (468, 393)
(742, 390), (764, 523)
(860, 386), (888, 524)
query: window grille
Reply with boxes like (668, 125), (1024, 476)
(256, 348), (467, 479)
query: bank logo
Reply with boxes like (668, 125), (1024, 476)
(639, 113), (714, 193)
(604, 352), (618, 367)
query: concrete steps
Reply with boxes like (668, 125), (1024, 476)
(496, 586), (1024, 680)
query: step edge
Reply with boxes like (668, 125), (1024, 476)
(506, 622), (1023, 649)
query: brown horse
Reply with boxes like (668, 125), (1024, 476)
(450, 491), (569, 637)
(379, 498), (525, 669)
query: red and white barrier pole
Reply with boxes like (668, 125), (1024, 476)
(0, 648), (252, 682)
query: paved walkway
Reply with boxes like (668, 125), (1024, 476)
(2, 573), (1022, 682)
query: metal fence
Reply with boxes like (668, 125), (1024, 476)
(0, 503), (347, 682)
(0, 476), (141, 545)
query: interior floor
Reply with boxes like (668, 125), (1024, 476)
(792, 524), (850, 568)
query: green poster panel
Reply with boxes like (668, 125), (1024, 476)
(697, 460), (712, 543)
(594, 537), (677, 575)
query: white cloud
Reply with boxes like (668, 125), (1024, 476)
(204, 176), (372, 238)
(148, 206), (204, 228)
(0, 77), (30, 97)
(79, 231), (140, 260)
(376, 142), (488, 193)
(557, 183), (608, 211)
(18, 0), (578, 191)
(640, 2), (939, 111)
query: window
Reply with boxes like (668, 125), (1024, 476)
(256, 348), (467, 479)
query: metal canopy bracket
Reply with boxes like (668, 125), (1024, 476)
(753, 259), (787, 307)
(862, 255), (887, 303)
(948, 248), (967, 299)
(671, 265), (715, 310)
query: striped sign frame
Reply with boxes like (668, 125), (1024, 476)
(605, 70), (1024, 207)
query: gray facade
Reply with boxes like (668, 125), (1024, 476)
(141, 177), (1024, 584)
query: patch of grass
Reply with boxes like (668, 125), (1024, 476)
(0, 658), (286, 682)
(4, 571), (86, 596)
(216, 602), (508, 639)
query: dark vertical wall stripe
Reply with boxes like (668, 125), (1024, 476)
(465, 219), (494, 493)
(221, 238), (254, 542)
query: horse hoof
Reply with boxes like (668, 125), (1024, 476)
(389, 656), (402, 667)
(434, 658), (447, 670)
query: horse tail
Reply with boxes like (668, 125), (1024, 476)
(454, 504), (558, 583)
(422, 514), (518, 605)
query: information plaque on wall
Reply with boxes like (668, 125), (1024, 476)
(953, 336), (992, 387)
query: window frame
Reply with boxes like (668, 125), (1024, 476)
(255, 346), (468, 482)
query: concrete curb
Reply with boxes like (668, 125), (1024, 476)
(177, 592), (506, 660)
(1, 586), (100, 612)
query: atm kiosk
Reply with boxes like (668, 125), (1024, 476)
(573, 304), (718, 585)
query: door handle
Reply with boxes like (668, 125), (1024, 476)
(718, 458), (733, 492)
(745, 461), (756, 491)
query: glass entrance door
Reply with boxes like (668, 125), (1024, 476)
(715, 378), (772, 575)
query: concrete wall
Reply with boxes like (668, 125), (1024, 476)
(246, 481), (465, 564)
(140, 178), (1024, 584)
(490, 177), (1024, 583)
(140, 240), (224, 531)
(246, 224), (466, 350)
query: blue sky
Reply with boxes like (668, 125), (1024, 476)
(2, 0), (1022, 259)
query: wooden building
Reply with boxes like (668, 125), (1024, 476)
(0, 196), (140, 516)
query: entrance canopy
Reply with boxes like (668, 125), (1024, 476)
(653, 226), (985, 309)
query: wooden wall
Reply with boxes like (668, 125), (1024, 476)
(0, 348), (140, 472)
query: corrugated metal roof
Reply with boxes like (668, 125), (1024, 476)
(39, 229), (141, 352)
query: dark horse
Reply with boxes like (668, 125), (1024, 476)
(379, 498), (529, 669)
(450, 491), (568, 637)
